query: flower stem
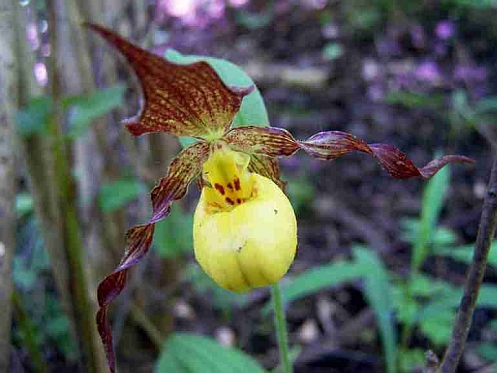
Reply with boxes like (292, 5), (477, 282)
(271, 283), (293, 373)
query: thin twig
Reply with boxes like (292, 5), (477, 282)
(437, 156), (497, 373)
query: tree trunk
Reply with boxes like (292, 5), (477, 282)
(43, 1), (108, 372)
(13, 0), (83, 364)
(0, 0), (18, 370)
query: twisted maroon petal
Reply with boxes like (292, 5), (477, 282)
(416, 155), (475, 179)
(96, 141), (210, 373)
(299, 131), (370, 160)
(299, 131), (475, 179)
(86, 23), (252, 138)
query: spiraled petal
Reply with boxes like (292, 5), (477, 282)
(96, 141), (210, 373)
(299, 131), (474, 179)
(416, 154), (476, 179)
(223, 126), (300, 157)
(87, 23), (253, 138)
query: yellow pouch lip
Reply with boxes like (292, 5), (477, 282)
(193, 173), (297, 293)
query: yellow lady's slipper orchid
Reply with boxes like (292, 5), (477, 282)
(194, 144), (297, 292)
(86, 23), (474, 373)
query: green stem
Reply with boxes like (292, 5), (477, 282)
(271, 283), (292, 373)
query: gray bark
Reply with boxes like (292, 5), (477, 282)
(0, 0), (18, 371)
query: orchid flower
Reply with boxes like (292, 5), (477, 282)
(87, 24), (474, 373)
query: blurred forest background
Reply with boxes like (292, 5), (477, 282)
(1, 0), (497, 372)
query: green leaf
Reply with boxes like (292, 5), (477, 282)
(185, 264), (248, 311)
(385, 91), (444, 110)
(13, 258), (37, 289)
(285, 175), (315, 216)
(393, 273), (460, 331)
(322, 43), (344, 61)
(16, 96), (52, 137)
(411, 160), (450, 270)
(98, 178), (146, 213)
(44, 296), (78, 360)
(392, 284), (419, 327)
(279, 259), (364, 305)
(16, 193), (34, 218)
(155, 333), (268, 373)
(420, 309), (455, 346)
(474, 96), (497, 115)
(67, 84), (126, 138)
(401, 219), (458, 248)
(153, 349), (183, 372)
(435, 242), (497, 270)
(354, 246), (397, 373)
(477, 342), (497, 363)
(260, 257), (365, 315)
(419, 284), (497, 329)
(451, 0), (497, 9)
(153, 205), (193, 258)
(409, 273), (457, 298)
(164, 50), (269, 148)
(233, 1), (274, 29)
(398, 348), (426, 373)
(489, 319), (497, 331)
(477, 284), (497, 309)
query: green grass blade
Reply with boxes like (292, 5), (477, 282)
(412, 161), (450, 271)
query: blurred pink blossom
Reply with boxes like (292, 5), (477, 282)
(206, 0), (225, 19)
(27, 22), (40, 51)
(156, 0), (228, 27)
(34, 62), (47, 86)
(165, 0), (196, 17)
(228, 0), (249, 6)
(302, 0), (328, 9)
(415, 61), (442, 84)
(435, 20), (455, 40)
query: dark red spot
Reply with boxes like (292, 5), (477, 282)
(234, 178), (241, 191)
(216, 144), (222, 149)
(227, 183), (233, 190)
(214, 183), (225, 195)
(225, 197), (234, 205)
(236, 198), (241, 204)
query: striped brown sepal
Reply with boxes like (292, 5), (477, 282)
(223, 126), (300, 157)
(248, 154), (286, 190)
(86, 23), (253, 138)
(150, 141), (211, 219)
(95, 141), (210, 373)
(299, 131), (475, 179)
